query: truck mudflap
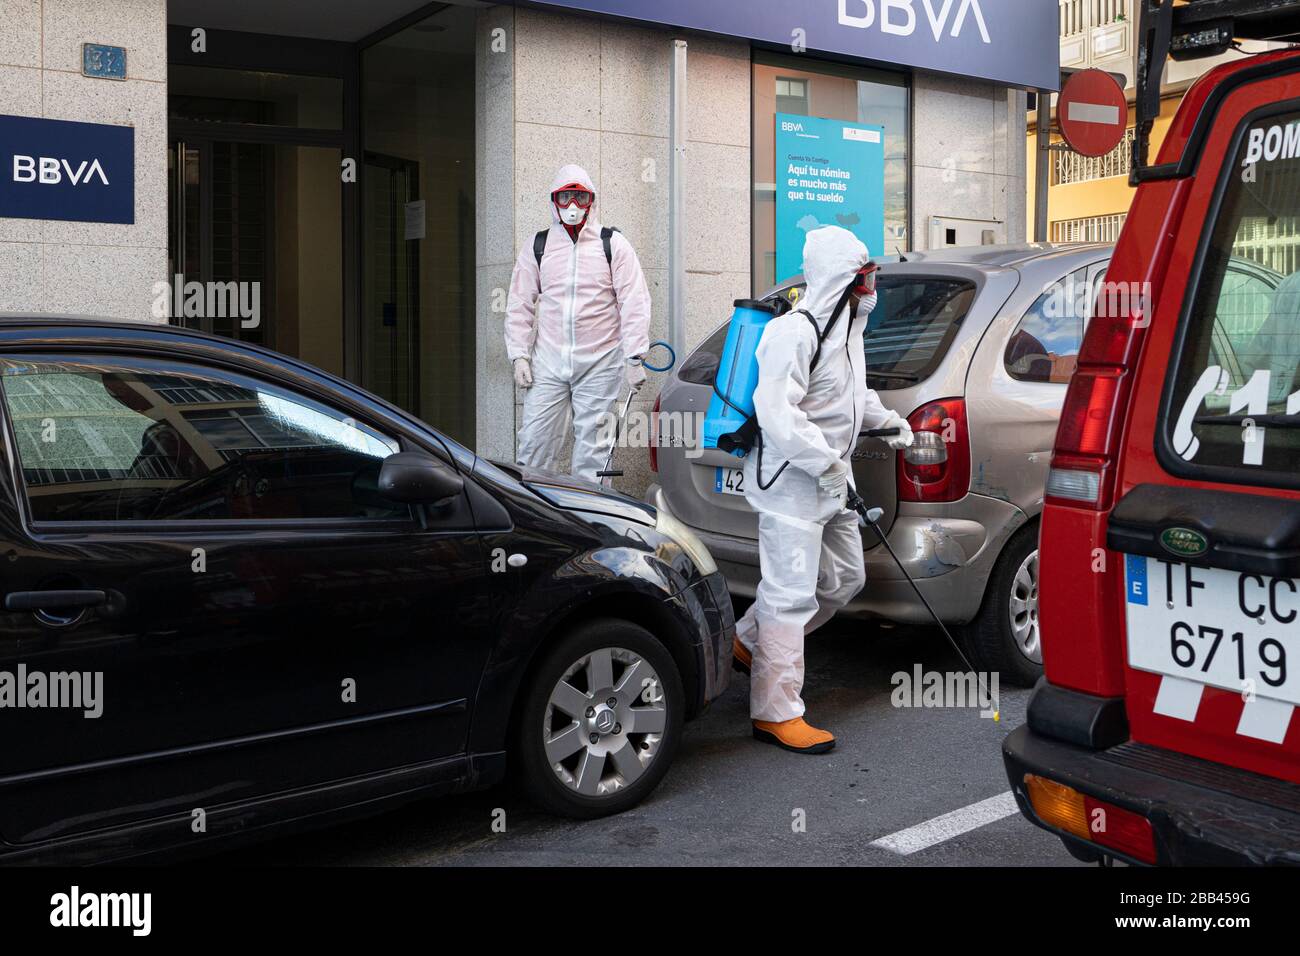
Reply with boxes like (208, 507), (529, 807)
(1004, 723), (1300, 866)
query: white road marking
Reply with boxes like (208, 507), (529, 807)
(870, 791), (1020, 855)
(1067, 101), (1120, 125)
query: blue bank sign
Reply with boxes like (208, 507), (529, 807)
(0, 115), (135, 224)
(775, 114), (885, 284)
(517, 0), (1059, 91)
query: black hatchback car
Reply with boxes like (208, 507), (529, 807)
(0, 317), (733, 864)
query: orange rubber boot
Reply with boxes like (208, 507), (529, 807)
(752, 717), (836, 754)
(732, 637), (752, 675)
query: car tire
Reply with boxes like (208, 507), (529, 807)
(960, 524), (1043, 688)
(514, 618), (684, 819)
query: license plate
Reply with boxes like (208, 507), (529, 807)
(1124, 555), (1299, 706)
(714, 466), (746, 496)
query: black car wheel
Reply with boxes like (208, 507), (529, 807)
(515, 618), (684, 818)
(961, 523), (1044, 688)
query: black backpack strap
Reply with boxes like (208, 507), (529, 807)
(601, 226), (619, 266)
(533, 229), (549, 269)
(793, 309), (829, 374)
(796, 281), (856, 374)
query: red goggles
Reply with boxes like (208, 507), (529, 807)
(552, 187), (594, 209)
(852, 262), (879, 296)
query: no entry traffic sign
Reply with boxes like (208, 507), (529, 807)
(1058, 69), (1129, 158)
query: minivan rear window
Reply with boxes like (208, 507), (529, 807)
(864, 276), (977, 385)
(1162, 108), (1300, 488)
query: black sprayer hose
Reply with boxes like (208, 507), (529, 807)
(848, 487), (999, 721)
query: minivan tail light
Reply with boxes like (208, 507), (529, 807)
(898, 398), (969, 503)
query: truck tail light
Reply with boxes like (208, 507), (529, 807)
(897, 398), (969, 503)
(649, 395), (661, 473)
(1046, 369), (1125, 509)
(1024, 775), (1156, 864)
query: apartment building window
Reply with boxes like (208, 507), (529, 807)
(1051, 213), (1128, 243)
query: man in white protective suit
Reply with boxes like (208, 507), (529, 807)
(505, 164), (652, 482)
(732, 226), (914, 754)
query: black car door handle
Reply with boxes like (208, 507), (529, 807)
(4, 590), (108, 612)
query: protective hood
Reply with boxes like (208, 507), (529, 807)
(799, 226), (870, 345)
(549, 163), (597, 225)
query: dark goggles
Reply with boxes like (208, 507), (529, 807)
(852, 262), (879, 296)
(552, 188), (594, 209)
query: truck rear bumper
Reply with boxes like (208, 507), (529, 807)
(1004, 683), (1300, 866)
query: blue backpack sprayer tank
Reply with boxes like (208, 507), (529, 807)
(702, 298), (787, 457)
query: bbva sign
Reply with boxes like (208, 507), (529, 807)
(13, 156), (112, 186)
(837, 0), (991, 44)
(0, 114), (134, 224)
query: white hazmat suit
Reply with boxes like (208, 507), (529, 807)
(736, 226), (912, 724)
(505, 164), (652, 481)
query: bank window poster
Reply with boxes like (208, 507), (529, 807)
(774, 112), (884, 285)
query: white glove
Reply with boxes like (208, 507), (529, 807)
(513, 358), (533, 389)
(882, 413), (914, 451)
(818, 459), (850, 508)
(626, 358), (647, 392)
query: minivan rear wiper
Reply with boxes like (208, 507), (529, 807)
(1195, 414), (1300, 429)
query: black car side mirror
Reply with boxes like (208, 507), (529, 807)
(378, 452), (464, 505)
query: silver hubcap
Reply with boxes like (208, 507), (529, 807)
(543, 646), (666, 797)
(1008, 549), (1042, 664)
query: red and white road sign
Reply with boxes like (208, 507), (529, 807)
(1058, 69), (1129, 158)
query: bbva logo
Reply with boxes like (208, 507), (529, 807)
(12, 155), (111, 186)
(838, 0), (992, 44)
(781, 121), (804, 133)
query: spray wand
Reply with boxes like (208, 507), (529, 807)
(854, 427), (1000, 721)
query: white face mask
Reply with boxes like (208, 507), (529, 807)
(557, 203), (588, 227)
(855, 291), (878, 319)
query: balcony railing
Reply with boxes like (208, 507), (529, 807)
(1060, 0), (1133, 86)
(1051, 213), (1129, 244)
(1054, 127), (1137, 185)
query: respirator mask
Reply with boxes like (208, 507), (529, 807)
(553, 186), (594, 227)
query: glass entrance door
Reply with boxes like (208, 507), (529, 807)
(362, 154), (420, 413)
(167, 138), (344, 376)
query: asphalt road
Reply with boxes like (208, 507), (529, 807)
(219, 619), (1087, 867)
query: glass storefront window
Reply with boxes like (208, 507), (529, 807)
(752, 53), (910, 293)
